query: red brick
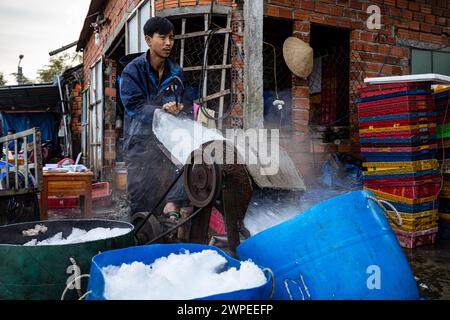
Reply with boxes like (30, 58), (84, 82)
(360, 31), (375, 42)
(396, 0), (408, 9)
(315, 2), (330, 14)
(293, 87), (309, 97)
(294, 11), (310, 20)
(410, 21), (421, 31)
(432, 26), (443, 34)
(437, 17), (447, 26)
(323, 16), (339, 26)
(421, 4), (432, 14)
(408, 2), (420, 11)
(329, 6), (344, 16)
(413, 12), (425, 22)
(390, 46), (406, 57)
(425, 14), (436, 25)
(421, 23), (432, 33)
(300, 0), (315, 11)
(293, 98), (310, 110)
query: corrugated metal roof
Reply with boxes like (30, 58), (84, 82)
(0, 83), (61, 113)
(76, 0), (107, 51)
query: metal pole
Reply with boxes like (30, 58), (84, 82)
(57, 76), (71, 157)
(14, 139), (18, 189)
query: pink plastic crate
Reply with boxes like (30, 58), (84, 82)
(209, 207), (226, 235)
(394, 228), (438, 249)
(92, 182), (113, 208)
(48, 196), (79, 209)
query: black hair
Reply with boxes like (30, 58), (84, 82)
(7, 129), (16, 134)
(143, 17), (174, 37)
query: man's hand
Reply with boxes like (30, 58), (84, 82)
(163, 102), (184, 115)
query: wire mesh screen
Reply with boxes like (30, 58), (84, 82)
(169, 19), (242, 124)
(308, 46), (365, 128)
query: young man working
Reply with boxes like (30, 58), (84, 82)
(120, 17), (193, 218)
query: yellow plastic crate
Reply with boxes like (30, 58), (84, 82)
(385, 210), (439, 232)
(365, 188), (438, 205)
(439, 212), (450, 223)
(439, 190), (450, 198)
(438, 140), (450, 149)
(363, 159), (439, 173)
(359, 123), (436, 134)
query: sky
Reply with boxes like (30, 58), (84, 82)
(0, 0), (91, 85)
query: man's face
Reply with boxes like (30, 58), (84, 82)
(146, 31), (174, 59)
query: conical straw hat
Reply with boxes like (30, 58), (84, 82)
(283, 37), (314, 78)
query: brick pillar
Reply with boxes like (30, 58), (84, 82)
(70, 82), (83, 161)
(286, 20), (318, 186)
(103, 59), (118, 184)
(70, 83), (83, 137)
(228, 7), (245, 129)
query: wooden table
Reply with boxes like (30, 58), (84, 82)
(40, 171), (94, 220)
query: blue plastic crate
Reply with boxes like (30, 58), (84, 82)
(363, 170), (440, 180)
(357, 90), (433, 103)
(385, 200), (439, 214)
(434, 90), (450, 101)
(360, 135), (437, 144)
(358, 112), (436, 123)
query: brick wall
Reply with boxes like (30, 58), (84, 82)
(82, 0), (142, 86)
(81, 0), (450, 185)
(264, 0), (450, 185)
(70, 83), (83, 137)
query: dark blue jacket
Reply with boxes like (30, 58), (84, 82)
(120, 51), (193, 143)
(119, 51), (193, 211)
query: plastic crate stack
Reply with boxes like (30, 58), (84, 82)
(435, 87), (450, 240)
(358, 81), (440, 249)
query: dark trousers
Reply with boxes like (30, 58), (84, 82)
(124, 134), (188, 215)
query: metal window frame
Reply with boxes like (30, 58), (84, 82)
(125, 0), (154, 55)
(89, 59), (104, 180)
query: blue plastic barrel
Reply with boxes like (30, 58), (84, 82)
(87, 243), (273, 300)
(237, 190), (420, 300)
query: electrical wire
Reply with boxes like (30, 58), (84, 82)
(263, 41), (279, 100)
(263, 41), (285, 127)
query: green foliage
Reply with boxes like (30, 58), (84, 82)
(36, 52), (82, 83)
(10, 72), (32, 85)
(0, 72), (6, 86)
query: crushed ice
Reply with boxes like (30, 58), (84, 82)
(23, 228), (130, 246)
(102, 249), (267, 300)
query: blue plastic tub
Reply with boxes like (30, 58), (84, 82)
(86, 243), (273, 300)
(237, 190), (420, 300)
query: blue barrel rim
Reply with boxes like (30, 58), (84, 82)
(236, 190), (420, 300)
(88, 243), (274, 300)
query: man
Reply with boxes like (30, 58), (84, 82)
(120, 17), (193, 218)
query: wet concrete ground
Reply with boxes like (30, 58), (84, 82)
(47, 193), (450, 300)
(405, 239), (450, 300)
